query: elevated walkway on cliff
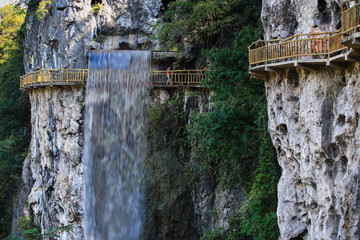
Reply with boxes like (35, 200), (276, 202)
(19, 69), (206, 91)
(248, 0), (360, 80)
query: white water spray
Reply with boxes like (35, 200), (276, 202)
(84, 51), (151, 240)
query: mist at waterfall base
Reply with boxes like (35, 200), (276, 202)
(84, 51), (151, 240)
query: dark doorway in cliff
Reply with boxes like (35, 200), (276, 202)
(91, 0), (102, 6)
(119, 42), (132, 50)
(315, 0), (331, 26)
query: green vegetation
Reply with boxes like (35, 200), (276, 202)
(0, 5), (30, 238)
(160, 0), (281, 239)
(92, 3), (101, 15)
(159, 0), (260, 49)
(5, 217), (72, 240)
(36, 0), (52, 20)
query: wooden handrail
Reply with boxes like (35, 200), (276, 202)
(248, 0), (359, 68)
(151, 70), (206, 86)
(19, 69), (207, 89)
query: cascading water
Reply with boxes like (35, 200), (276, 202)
(83, 51), (151, 240)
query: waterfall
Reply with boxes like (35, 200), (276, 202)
(84, 51), (151, 240)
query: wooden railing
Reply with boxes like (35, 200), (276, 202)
(248, 31), (347, 67)
(342, 0), (360, 36)
(151, 70), (205, 86)
(248, 0), (359, 68)
(20, 69), (88, 89)
(20, 69), (206, 89)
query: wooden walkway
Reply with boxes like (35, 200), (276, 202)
(20, 69), (206, 91)
(249, 0), (360, 80)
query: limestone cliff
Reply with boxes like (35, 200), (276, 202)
(22, 87), (85, 239)
(23, 0), (162, 72)
(262, 0), (360, 239)
(20, 0), (162, 237)
(18, 1), (244, 238)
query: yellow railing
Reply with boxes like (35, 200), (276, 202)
(151, 70), (205, 86)
(20, 69), (88, 89)
(248, 0), (358, 68)
(248, 31), (347, 67)
(20, 69), (206, 89)
(342, 0), (360, 35)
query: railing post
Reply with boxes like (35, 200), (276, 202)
(265, 41), (268, 65)
(296, 35), (299, 60)
(357, 2), (359, 33)
(328, 34), (330, 59)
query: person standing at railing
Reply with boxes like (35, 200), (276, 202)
(310, 27), (328, 54)
(166, 67), (172, 85)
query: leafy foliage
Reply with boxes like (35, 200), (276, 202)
(92, 3), (101, 15)
(159, 0), (262, 49)
(188, 26), (280, 239)
(155, 1), (282, 238)
(188, 26), (264, 190)
(5, 217), (73, 240)
(0, 5), (30, 238)
(36, 0), (52, 20)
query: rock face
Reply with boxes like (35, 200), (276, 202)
(20, 0), (244, 238)
(262, 0), (360, 239)
(145, 88), (245, 239)
(21, 0), (161, 237)
(261, 0), (341, 39)
(23, 0), (162, 72)
(24, 87), (85, 239)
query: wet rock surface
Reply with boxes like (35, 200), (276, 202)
(145, 89), (245, 239)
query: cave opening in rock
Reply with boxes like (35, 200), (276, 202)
(316, 0), (331, 25)
(290, 229), (308, 240)
(318, 0), (327, 13)
(119, 42), (132, 50)
(91, 0), (102, 6)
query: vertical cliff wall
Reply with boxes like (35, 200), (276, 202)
(22, 87), (85, 239)
(145, 89), (245, 238)
(20, 0), (162, 237)
(19, 1), (245, 238)
(262, 0), (360, 239)
(24, 0), (161, 72)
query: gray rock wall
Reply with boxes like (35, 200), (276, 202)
(145, 88), (245, 239)
(262, 0), (360, 239)
(24, 86), (85, 239)
(20, 85), (244, 239)
(266, 67), (360, 239)
(261, 0), (341, 39)
(20, 0), (244, 238)
(24, 0), (162, 73)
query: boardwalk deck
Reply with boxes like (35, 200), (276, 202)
(20, 69), (206, 91)
(248, 0), (360, 79)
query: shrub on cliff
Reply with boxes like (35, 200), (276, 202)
(158, 0), (261, 50)
(190, 26), (281, 240)
(157, 0), (281, 238)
